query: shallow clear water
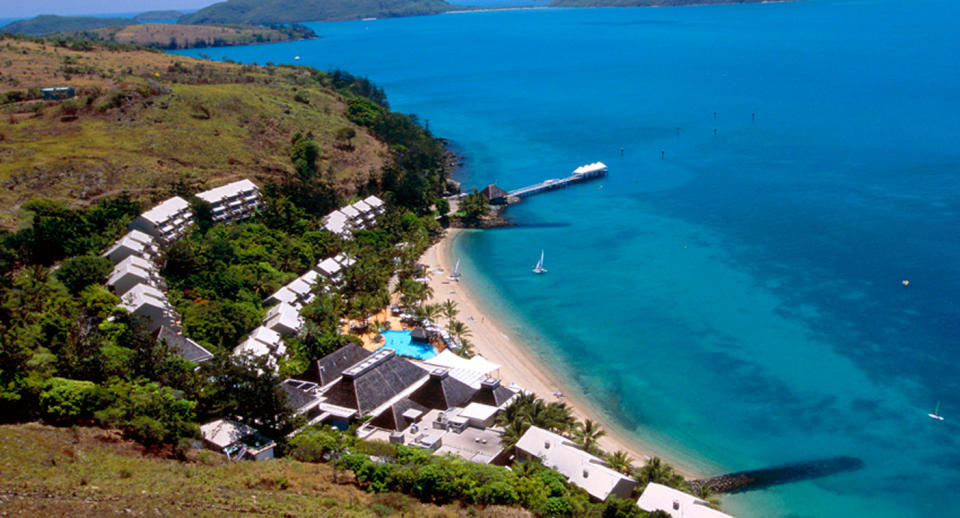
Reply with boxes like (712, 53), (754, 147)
(175, 2), (960, 515)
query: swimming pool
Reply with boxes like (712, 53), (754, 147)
(378, 330), (437, 360)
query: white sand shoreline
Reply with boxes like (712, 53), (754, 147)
(421, 228), (704, 479)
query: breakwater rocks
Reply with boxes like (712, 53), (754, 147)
(690, 456), (865, 494)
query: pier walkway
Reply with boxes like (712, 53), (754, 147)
(508, 162), (607, 198)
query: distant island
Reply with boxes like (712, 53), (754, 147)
(178, 0), (458, 24)
(0, 15), (132, 36)
(132, 10), (185, 22)
(65, 23), (317, 50)
(549, 0), (777, 7)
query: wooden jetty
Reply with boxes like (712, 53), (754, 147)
(508, 162), (608, 199)
(690, 455), (864, 494)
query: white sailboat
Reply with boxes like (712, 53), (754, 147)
(533, 250), (547, 274)
(448, 258), (461, 281)
(929, 400), (945, 421)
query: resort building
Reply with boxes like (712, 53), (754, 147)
(263, 302), (303, 336)
(195, 179), (263, 224)
(156, 326), (214, 364)
(107, 254), (162, 296)
(470, 377), (518, 408)
(129, 196), (195, 244)
(637, 483), (736, 518)
(321, 195), (386, 238)
(102, 230), (159, 264)
(421, 350), (502, 389)
(234, 326), (287, 370)
(515, 426), (637, 501)
(315, 257), (347, 285)
(199, 418), (275, 461)
(309, 344), (371, 386)
(280, 379), (323, 422)
(321, 349), (429, 418)
(265, 270), (320, 308)
(480, 184), (509, 204)
(361, 195), (386, 219)
(333, 253), (357, 269)
(119, 283), (179, 331)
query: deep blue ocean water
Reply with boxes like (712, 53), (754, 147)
(174, 1), (960, 515)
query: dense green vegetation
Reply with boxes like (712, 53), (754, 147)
(1, 15), (133, 36)
(289, 424), (657, 518)
(133, 10), (185, 22)
(179, 0), (458, 25)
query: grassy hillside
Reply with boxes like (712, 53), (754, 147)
(1, 15), (132, 36)
(0, 423), (527, 517)
(179, 0), (457, 25)
(0, 36), (388, 228)
(69, 23), (317, 50)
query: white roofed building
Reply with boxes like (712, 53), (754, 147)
(323, 210), (354, 237)
(102, 230), (159, 264)
(637, 483), (735, 518)
(263, 302), (303, 336)
(515, 426), (636, 501)
(362, 195), (386, 217)
(200, 418), (275, 461)
(107, 255), (161, 296)
(119, 283), (178, 331)
(333, 253), (356, 269)
(315, 257), (346, 285)
(129, 196), (195, 244)
(196, 179), (262, 224)
(234, 326), (287, 370)
(265, 271), (320, 308)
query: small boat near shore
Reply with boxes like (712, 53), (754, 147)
(533, 250), (547, 274)
(448, 258), (462, 281)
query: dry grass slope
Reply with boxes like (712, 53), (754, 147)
(0, 38), (388, 228)
(0, 423), (531, 517)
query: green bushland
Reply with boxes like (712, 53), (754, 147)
(1, 15), (132, 36)
(179, 0), (458, 25)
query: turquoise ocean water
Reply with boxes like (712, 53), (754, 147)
(174, 1), (960, 515)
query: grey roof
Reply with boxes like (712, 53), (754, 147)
(156, 326), (214, 363)
(313, 344), (371, 386)
(370, 398), (429, 431)
(323, 349), (428, 415)
(409, 368), (478, 410)
(471, 377), (517, 407)
(481, 184), (508, 201)
(281, 379), (320, 412)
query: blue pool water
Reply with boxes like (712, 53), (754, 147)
(379, 330), (437, 360)
(174, 2), (960, 515)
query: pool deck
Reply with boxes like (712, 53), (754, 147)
(343, 306), (446, 355)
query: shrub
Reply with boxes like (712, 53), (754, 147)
(39, 377), (111, 423)
(54, 255), (112, 294)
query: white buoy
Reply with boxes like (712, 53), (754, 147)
(902, 280), (910, 286)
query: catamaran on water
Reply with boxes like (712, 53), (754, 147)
(533, 250), (547, 274)
(448, 258), (461, 281)
(929, 401), (945, 421)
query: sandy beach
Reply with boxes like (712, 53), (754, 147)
(420, 228), (701, 479)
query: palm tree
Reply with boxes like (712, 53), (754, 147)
(573, 419), (606, 453)
(456, 337), (475, 358)
(605, 450), (634, 475)
(440, 299), (459, 323)
(447, 319), (472, 344)
(543, 401), (577, 435)
(635, 457), (684, 489)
